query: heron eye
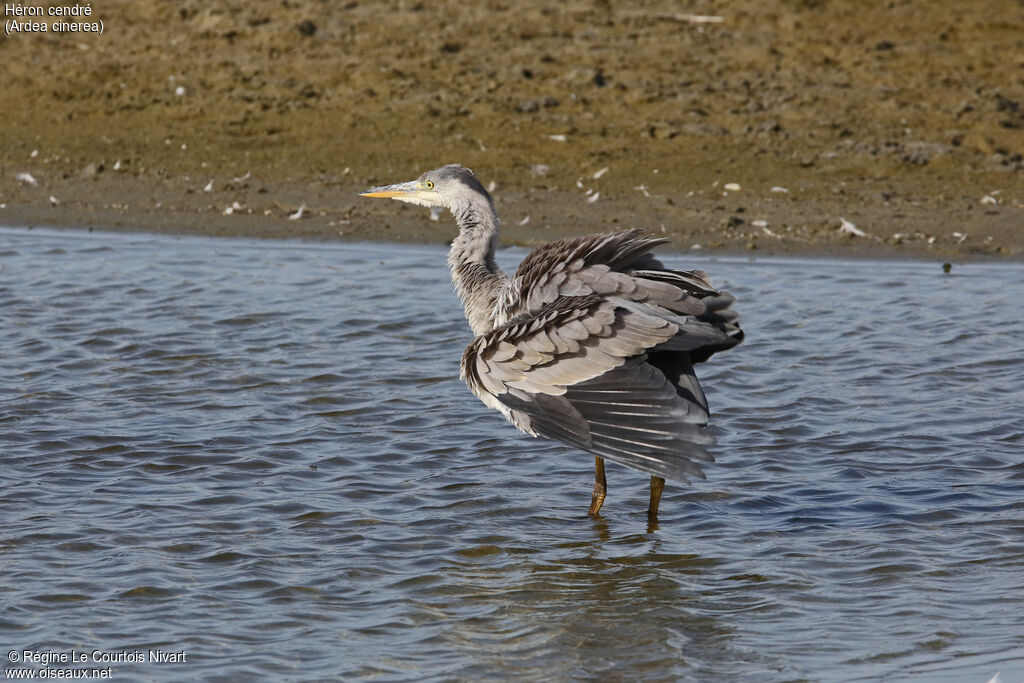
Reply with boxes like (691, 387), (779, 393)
(426, 180), (435, 189)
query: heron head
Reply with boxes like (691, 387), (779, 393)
(360, 164), (492, 213)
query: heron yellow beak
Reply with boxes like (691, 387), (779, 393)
(359, 180), (440, 207)
(359, 180), (420, 198)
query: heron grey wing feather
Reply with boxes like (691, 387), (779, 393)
(606, 297), (736, 353)
(628, 268), (720, 298)
(512, 229), (670, 310)
(465, 295), (678, 397)
(509, 229), (717, 320)
(464, 295), (607, 405)
(500, 358), (713, 482)
(652, 320), (737, 353)
(462, 293), (674, 412)
(461, 295), (714, 482)
(646, 350), (709, 415)
(572, 269), (710, 317)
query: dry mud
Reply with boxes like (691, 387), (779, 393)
(1, 0), (1021, 259)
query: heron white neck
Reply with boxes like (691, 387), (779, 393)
(447, 202), (507, 336)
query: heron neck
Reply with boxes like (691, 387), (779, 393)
(447, 203), (506, 336)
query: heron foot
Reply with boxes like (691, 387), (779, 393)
(589, 480), (606, 515)
(589, 456), (607, 515)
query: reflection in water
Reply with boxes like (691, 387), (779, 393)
(1, 228), (1022, 681)
(426, 526), (739, 680)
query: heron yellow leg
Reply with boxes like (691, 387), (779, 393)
(589, 456), (607, 515)
(648, 476), (665, 520)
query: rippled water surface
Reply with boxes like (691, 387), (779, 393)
(1, 227), (1023, 681)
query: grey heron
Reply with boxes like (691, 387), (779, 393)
(361, 165), (743, 520)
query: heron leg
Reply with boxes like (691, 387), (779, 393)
(648, 476), (665, 520)
(589, 457), (607, 515)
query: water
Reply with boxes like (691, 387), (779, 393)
(1, 226), (1022, 682)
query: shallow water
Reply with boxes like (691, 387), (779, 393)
(1, 227), (1022, 682)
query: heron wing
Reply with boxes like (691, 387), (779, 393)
(461, 294), (716, 481)
(508, 228), (727, 323)
(505, 229), (743, 364)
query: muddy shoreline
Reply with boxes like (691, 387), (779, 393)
(1, 170), (1019, 262)
(1, 0), (1021, 260)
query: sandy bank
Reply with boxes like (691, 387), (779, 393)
(1, 0), (1020, 259)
